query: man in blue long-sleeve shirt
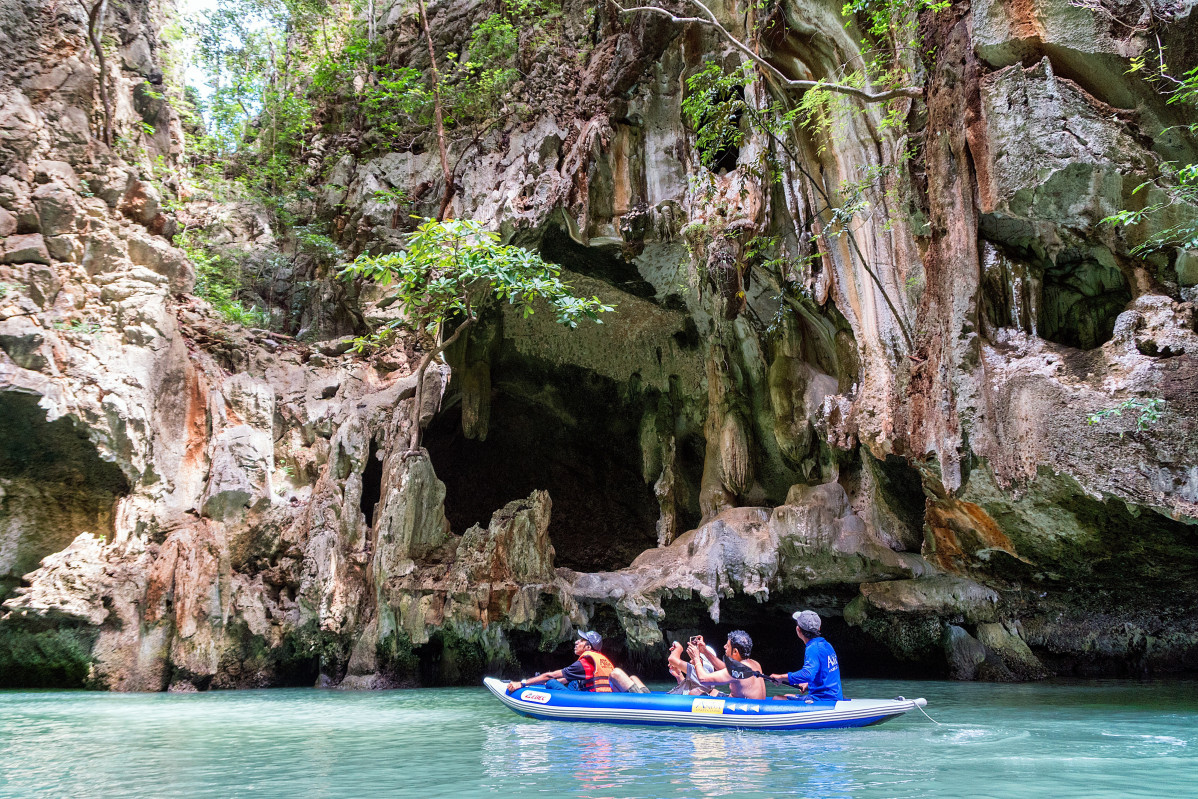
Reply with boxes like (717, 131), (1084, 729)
(769, 610), (844, 702)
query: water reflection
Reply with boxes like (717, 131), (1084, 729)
(481, 718), (859, 798)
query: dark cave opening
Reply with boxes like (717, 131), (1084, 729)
(0, 392), (130, 602)
(978, 236), (1131, 350)
(424, 365), (669, 572)
(690, 83), (743, 175)
(540, 224), (657, 299)
(1040, 252), (1131, 349)
(862, 453), (929, 552)
(359, 438), (383, 528)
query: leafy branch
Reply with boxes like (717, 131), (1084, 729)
(682, 61), (915, 349)
(1086, 397), (1165, 436)
(340, 219), (613, 454)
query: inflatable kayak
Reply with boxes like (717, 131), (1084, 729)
(483, 677), (926, 731)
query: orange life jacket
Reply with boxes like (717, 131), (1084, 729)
(579, 650), (615, 692)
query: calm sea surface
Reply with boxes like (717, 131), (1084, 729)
(0, 679), (1194, 798)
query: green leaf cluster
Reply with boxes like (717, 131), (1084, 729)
(1102, 66), (1198, 252)
(339, 217), (613, 345)
(1086, 398), (1165, 436)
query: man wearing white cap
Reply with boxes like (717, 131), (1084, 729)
(769, 610), (844, 702)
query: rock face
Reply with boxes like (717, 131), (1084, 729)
(1, 0), (1196, 689)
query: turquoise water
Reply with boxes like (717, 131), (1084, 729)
(1, 679), (1195, 798)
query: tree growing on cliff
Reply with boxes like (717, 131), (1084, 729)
(78, 0), (114, 146)
(340, 218), (614, 453)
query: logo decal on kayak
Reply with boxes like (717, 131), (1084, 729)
(521, 690), (551, 704)
(691, 698), (725, 715)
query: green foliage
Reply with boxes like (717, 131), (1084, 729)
(1087, 398), (1165, 435)
(1103, 67), (1198, 254)
(842, 0), (949, 41)
(0, 624), (98, 688)
(294, 223), (344, 263)
(51, 320), (103, 336)
(0, 282), (17, 299)
(361, 65), (432, 146)
(339, 218), (613, 347)
(186, 0), (333, 204)
(683, 62), (750, 171)
(372, 187), (410, 206)
(786, 0), (947, 138)
(177, 230), (271, 327)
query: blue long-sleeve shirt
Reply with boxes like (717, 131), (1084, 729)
(787, 637), (844, 702)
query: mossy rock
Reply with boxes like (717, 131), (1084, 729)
(0, 621), (98, 688)
(377, 629), (418, 681)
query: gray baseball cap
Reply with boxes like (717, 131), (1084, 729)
(577, 630), (602, 649)
(792, 610), (822, 634)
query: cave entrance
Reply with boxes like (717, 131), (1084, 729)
(0, 392), (130, 601)
(540, 224), (657, 299)
(979, 238), (1131, 349)
(424, 365), (666, 572)
(1040, 251), (1131, 349)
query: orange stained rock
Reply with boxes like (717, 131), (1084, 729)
(925, 497), (1019, 573)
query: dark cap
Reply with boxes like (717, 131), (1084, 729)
(577, 631), (602, 649)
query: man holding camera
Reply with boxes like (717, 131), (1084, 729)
(667, 634), (722, 695)
(688, 630), (767, 700)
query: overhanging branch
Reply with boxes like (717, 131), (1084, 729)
(615, 0), (922, 103)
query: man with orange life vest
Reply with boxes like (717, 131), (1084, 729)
(506, 631), (616, 693)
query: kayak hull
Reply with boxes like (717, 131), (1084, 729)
(483, 677), (925, 731)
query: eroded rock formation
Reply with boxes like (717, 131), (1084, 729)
(1, 0), (1196, 689)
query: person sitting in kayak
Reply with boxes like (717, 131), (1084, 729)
(769, 610), (844, 702)
(667, 635), (722, 695)
(687, 630), (767, 700)
(506, 631), (639, 694)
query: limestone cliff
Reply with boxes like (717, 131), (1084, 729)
(1, 0), (1196, 690)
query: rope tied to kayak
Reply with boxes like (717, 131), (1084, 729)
(895, 696), (942, 725)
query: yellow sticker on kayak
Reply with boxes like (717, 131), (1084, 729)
(691, 698), (726, 715)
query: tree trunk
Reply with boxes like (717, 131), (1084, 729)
(407, 317), (474, 453)
(416, 0), (455, 221)
(83, 0), (113, 146)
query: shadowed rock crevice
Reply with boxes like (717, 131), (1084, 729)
(1040, 252), (1131, 349)
(987, 491), (1198, 604)
(539, 224), (658, 299)
(0, 392), (130, 602)
(359, 438), (383, 529)
(979, 235), (1132, 349)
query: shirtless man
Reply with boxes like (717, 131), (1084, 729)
(687, 630), (767, 700)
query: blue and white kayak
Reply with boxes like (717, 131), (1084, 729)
(483, 677), (926, 731)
